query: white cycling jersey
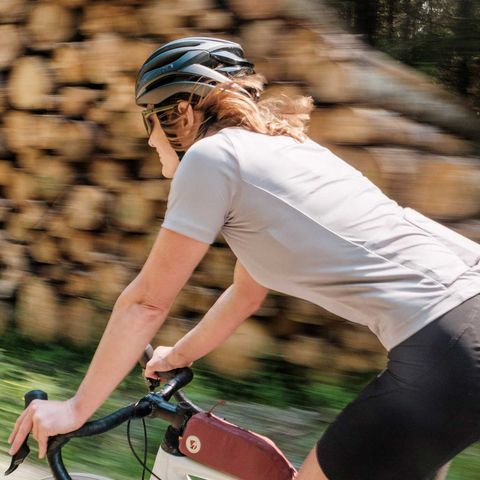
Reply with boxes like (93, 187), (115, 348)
(162, 127), (480, 350)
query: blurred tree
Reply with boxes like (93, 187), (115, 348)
(326, 0), (480, 113)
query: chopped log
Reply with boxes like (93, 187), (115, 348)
(61, 298), (100, 347)
(62, 269), (92, 297)
(282, 335), (331, 368)
(16, 276), (59, 342)
(0, 240), (27, 299)
(7, 56), (54, 110)
(88, 157), (128, 192)
(107, 111), (146, 140)
(51, 43), (85, 84)
(15, 148), (42, 174)
(447, 220), (480, 244)
(307, 61), (480, 142)
(80, 3), (143, 36)
(56, 0), (88, 7)
(140, 179), (171, 201)
(195, 10), (234, 30)
(101, 75), (137, 113)
(29, 232), (59, 264)
(204, 319), (275, 377)
(118, 231), (156, 266)
(0, 25), (23, 69)
(265, 315), (302, 338)
(0, 161), (12, 186)
(240, 20), (284, 58)
(152, 317), (189, 348)
(60, 230), (96, 264)
(171, 286), (220, 316)
(200, 247), (236, 289)
(309, 107), (473, 155)
(45, 210), (70, 239)
(65, 185), (107, 230)
(139, 153), (163, 179)
(227, 0), (282, 19)
(26, 1), (75, 50)
(333, 347), (386, 373)
(112, 183), (155, 232)
(139, 1), (184, 35)
(5, 200), (46, 241)
(356, 148), (480, 220)
(58, 87), (102, 117)
(276, 27), (324, 82)
(262, 82), (305, 102)
(338, 326), (384, 354)
(0, 0), (28, 22)
(3, 111), (39, 152)
(82, 33), (127, 84)
(0, 199), (12, 223)
(56, 120), (96, 161)
(5, 169), (37, 206)
(407, 155), (480, 220)
(34, 157), (74, 202)
(323, 144), (388, 192)
(90, 259), (130, 307)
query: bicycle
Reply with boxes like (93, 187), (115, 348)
(5, 346), (297, 480)
(4, 345), (452, 480)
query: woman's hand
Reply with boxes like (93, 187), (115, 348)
(144, 345), (192, 379)
(8, 398), (84, 459)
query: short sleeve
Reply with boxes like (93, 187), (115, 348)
(162, 133), (238, 244)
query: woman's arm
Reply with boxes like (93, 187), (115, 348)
(145, 261), (268, 375)
(8, 228), (209, 458)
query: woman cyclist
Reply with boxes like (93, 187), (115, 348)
(9, 37), (480, 480)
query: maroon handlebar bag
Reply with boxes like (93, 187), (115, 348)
(179, 411), (297, 480)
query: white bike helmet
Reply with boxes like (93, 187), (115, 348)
(135, 37), (255, 107)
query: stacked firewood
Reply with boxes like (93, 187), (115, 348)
(1, 0), (479, 377)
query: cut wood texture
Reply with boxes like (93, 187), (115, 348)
(204, 319), (275, 376)
(65, 185), (107, 230)
(112, 183), (155, 232)
(309, 108), (473, 156)
(16, 276), (59, 341)
(51, 43), (85, 84)
(0, 0), (28, 22)
(0, 25), (23, 69)
(62, 298), (101, 346)
(0, 0), (479, 380)
(7, 57), (54, 110)
(26, 1), (75, 49)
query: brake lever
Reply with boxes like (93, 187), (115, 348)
(5, 390), (48, 476)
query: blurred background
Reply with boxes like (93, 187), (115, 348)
(0, 0), (479, 478)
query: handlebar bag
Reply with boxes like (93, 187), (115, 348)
(179, 411), (297, 480)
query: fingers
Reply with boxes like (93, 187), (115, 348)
(8, 408), (33, 455)
(38, 433), (48, 459)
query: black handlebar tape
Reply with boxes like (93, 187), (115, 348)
(47, 402), (149, 480)
(161, 368), (194, 401)
(139, 344), (154, 370)
(25, 390), (48, 407)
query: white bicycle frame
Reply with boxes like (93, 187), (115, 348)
(41, 448), (238, 480)
(151, 447), (237, 480)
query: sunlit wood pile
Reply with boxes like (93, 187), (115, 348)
(1, 0), (480, 378)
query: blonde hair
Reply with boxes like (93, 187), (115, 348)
(159, 74), (314, 151)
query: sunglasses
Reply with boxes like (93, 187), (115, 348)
(141, 104), (177, 136)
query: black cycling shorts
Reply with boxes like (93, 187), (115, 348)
(316, 293), (480, 480)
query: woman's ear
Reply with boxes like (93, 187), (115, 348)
(178, 101), (195, 130)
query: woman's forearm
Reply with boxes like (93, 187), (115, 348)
(72, 301), (168, 422)
(169, 284), (261, 366)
